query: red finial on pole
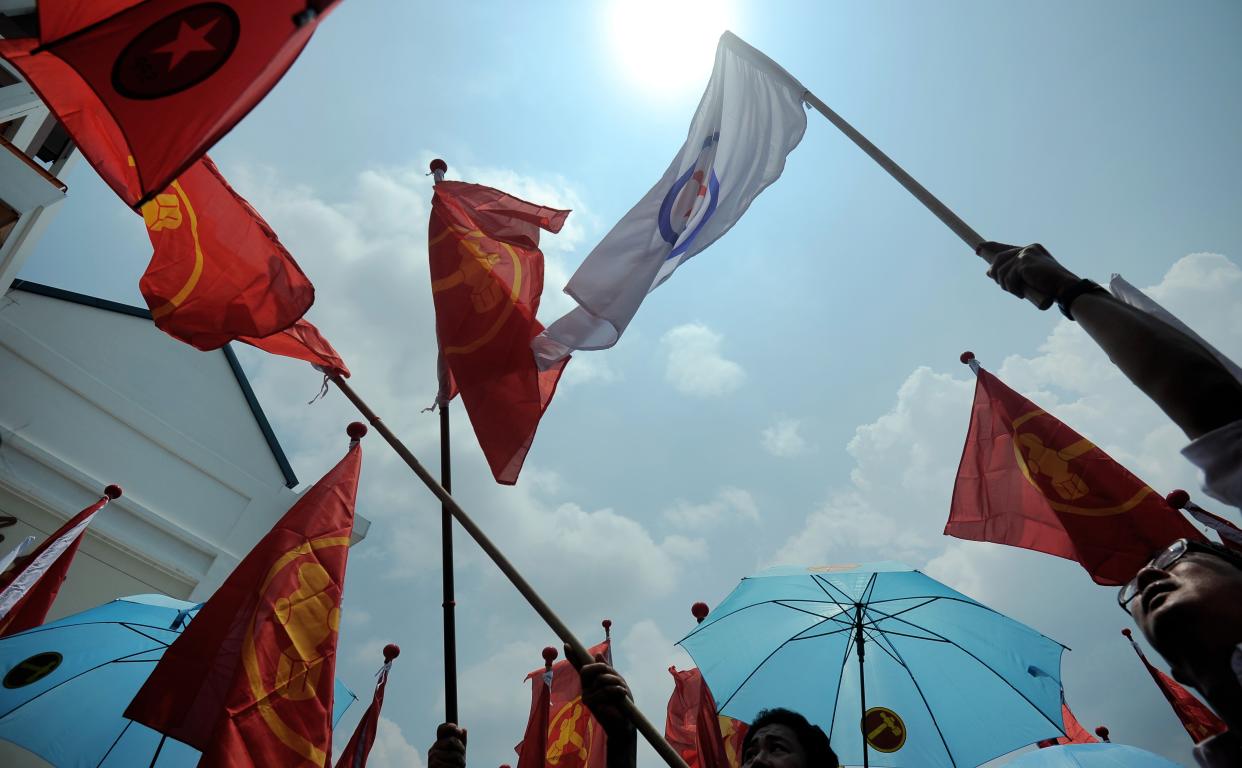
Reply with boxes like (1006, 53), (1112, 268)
(430, 159), (448, 184)
(959, 351), (975, 365)
(1165, 489), (1190, 509)
(1094, 725), (1110, 742)
(542, 646), (558, 669)
(691, 602), (709, 623)
(602, 619), (612, 639)
(104, 484), (123, 500)
(1121, 628), (1133, 639)
(383, 643), (401, 661)
(347, 422), (368, 440)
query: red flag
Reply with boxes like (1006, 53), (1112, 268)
(1123, 629), (1227, 743)
(946, 358), (1205, 585)
(0, 487), (117, 637)
(139, 156), (314, 350)
(334, 646), (398, 768)
(1036, 703), (1097, 747)
(516, 660), (554, 768)
(0, 1), (341, 208)
(523, 639), (611, 768)
(240, 318), (351, 378)
(125, 427), (363, 766)
(429, 181), (569, 485)
(665, 667), (747, 768)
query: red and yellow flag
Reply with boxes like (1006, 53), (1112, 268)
(429, 181), (569, 485)
(1036, 703), (1097, 747)
(0, 0), (341, 208)
(946, 361), (1204, 585)
(516, 661), (554, 768)
(519, 639), (611, 768)
(139, 155), (314, 350)
(125, 427), (363, 766)
(1124, 629), (1226, 744)
(665, 667), (748, 768)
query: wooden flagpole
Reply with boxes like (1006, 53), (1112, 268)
(800, 89), (1051, 309)
(329, 372), (690, 768)
(429, 159), (459, 726)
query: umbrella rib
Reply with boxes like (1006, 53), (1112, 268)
(715, 637), (799, 713)
(0, 645), (163, 719)
(883, 636), (958, 767)
(810, 574), (858, 607)
(787, 625), (854, 642)
(121, 622), (175, 648)
(96, 718), (133, 768)
(826, 624), (856, 742)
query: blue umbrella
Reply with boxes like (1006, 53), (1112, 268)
(1005, 744), (1183, 767)
(0, 594), (356, 767)
(680, 563), (1068, 768)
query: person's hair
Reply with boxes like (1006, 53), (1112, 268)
(741, 708), (838, 768)
(1194, 539), (1242, 572)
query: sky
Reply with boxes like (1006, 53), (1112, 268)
(16, 1), (1242, 765)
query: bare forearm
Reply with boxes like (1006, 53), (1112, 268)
(1072, 293), (1242, 439)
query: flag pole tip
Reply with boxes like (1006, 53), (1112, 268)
(347, 422), (369, 440)
(1121, 628), (1133, 638)
(1094, 725), (1109, 739)
(602, 618), (612, 636)
(691, 602), (710, 622)
(959, 351), (975, 364)
(1165, 489), (1190, 509)
(542, 646), (558, 665)
(104, 484), (123, 500)
(383, 643), (401, 661)
(430, 159), (448, 175)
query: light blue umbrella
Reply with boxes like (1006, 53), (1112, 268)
(1005, 744), (1183, 767)
(0, 594), (356, 767)
(680, 563), (1068, 768)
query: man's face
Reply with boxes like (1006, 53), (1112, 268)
(742, 724), (807, 768)
(1131, 551), (1242, 673)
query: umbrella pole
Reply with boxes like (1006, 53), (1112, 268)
(855, 604), (868, 768)
(328, 373), (690, 768)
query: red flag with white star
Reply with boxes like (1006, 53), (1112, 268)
(0, 0), (342, 208)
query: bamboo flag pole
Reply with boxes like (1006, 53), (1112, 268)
(799, 88), (1051, 309)
(328, 372), (691, 768)
(429, 158), (459, 725)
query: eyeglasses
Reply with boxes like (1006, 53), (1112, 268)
(1118, 539), (1193, 612)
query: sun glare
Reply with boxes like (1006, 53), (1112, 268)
(607, 0), (736, 97)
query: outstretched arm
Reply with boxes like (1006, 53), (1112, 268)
(984, 242), (1242, 440)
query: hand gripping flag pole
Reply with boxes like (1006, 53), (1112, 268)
(429, 157), (460, 726)
(328, 372), (690, 768)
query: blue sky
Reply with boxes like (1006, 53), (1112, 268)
(18, 1), (1242, 765)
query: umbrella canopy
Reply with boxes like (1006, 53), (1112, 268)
(680, 563), (1067, 768)
(1006, 744), (1183, 767)
(0, 594), (356, 767)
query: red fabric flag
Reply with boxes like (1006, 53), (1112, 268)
(0, 490), (115, 637)
(516, 663), (553, 768)
(1124, 629), (1227, 743)
(1036, 703), (1097, 747)
(125, 432), (362, 766)
(946, 361), (1205, 585)
(239, 318), (351, 378)
(138, 155), (314, 350)
(429, 181), (569, 485)
(521, 639), (611, 768)
(0, 0), (342, 208)
(334, 650), (396, 768)
(665, 667), (747, 768)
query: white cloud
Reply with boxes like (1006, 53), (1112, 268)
(661, 323), (745, 397)
(663, 486), (759, 529)
(367, 717), (426, 768)
(760, 417), (806, 458)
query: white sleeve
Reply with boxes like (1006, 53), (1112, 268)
(1183, 420), (1242, 510)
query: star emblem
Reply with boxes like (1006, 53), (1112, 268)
(152, 18), (220, 71)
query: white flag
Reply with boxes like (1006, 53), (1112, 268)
(1109, 274), (1242, 384)
(533, 32), (806, 365)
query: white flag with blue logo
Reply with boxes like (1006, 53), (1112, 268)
(533, 32), (807, 365)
